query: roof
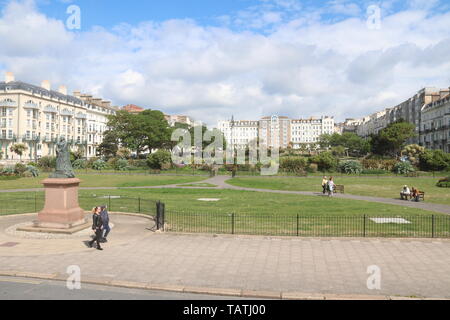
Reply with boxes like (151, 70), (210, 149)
(0, 81), (84, 105)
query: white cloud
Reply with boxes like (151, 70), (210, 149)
(0, 0), (450, 127)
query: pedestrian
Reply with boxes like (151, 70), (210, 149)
(89, 207), (104, 251)
(322, 176), (328, 194)
(400, 185), (411, 200)
(100, 205), (111, 243)
(327, 177), (335, 197)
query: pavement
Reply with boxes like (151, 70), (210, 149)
(1, 213), (450, 300)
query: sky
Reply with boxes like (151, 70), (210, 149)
(1, 0), (450, 127)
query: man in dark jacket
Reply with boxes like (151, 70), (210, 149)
(100, 205), (111, 243)
(89, 207), (104, 250)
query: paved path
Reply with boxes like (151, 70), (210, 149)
(1, 213), (450, 299)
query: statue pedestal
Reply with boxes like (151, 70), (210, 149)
(35, 178), (87, 230)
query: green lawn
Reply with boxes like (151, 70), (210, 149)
(0, 174), (207, 190)
(228, 176), (450, 206)
(1, 188), (448, 238)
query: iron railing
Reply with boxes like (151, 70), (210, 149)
(165, 211), (450, 239)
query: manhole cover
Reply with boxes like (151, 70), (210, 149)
(0, 242), (20, 247)
(370, 218), (411, 224)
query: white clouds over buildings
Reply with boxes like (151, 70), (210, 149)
(1, 0), (450, 127)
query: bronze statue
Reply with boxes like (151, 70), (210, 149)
(50, 137), (75, 179)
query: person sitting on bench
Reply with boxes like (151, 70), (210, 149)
(411, 187), (420, 202)
(400, 185), (411, 200)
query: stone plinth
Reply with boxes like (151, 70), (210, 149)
(35, 178), (87, 230)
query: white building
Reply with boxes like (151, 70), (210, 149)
(218, 119), (259, 149)
(0, 72), (117, 163)
(421, 92), (450, 152)
(259, 116), (291, 149)
(291, 116), (334, 148)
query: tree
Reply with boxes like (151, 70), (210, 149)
(97, 130), (119, 159)
(10, 144), (27, 161)
(117, 147), (131, 159)
(371, 120), (416, 157)
(319, 132), (370, 157)
(104, 109), (172, 157)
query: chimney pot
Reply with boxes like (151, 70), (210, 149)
(58, 85), (67, 95)
(41, 80), (51, 91)
(5, 72), (15, 83)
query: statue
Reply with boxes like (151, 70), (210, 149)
(50, 137), (75, 179)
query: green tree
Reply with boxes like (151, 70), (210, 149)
(10, 144), (27, 160)
(97, 130), (119, 159)
(371, 120), (416, 157)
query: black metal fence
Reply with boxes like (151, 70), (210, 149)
(0, 194), (165, 230)
(164, 211), (450, 239)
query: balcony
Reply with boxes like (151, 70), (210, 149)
(24, 102), (39, 110)
(0, 134), (16, 141)
(0, 100), (18, 108)
(22, 134), (40, 142)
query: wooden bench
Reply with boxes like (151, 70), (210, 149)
(400, 191), (425, 201)
(334, 185), (345, 194)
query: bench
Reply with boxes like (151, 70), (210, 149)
(400, 191), (425, 201)
(334, 185), (345, 194)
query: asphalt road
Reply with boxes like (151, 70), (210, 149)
(0, 276), (250, 300)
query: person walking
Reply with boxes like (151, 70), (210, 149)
(100, 205), (111, 243)
(89, 207), (104, 251)
(327, 177), (335, 197)
(322, 176), (328, 194)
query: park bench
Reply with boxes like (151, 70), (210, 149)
(334, 185), (345, 194)
(400, 191), (425, 201)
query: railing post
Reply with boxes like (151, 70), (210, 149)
(108, 195), (111, 212)
(297, 214), (299, 237)
(138, 197), (141, 213)
(363, 215), (367, 238)
(156, 201), (160, 230)
(432, 215), (435, 239)
(231, 213), (235, 235)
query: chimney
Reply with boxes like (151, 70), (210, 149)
(58, 85), (68, 95)
(41, 80), (51, 91)
(5, 72), (15, 83)
(73, 91), (81, 97)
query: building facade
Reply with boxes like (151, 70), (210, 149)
(218, 119), (259, 149)
(218, 115), (333, 150)
(0, 72), (117, 163)
(421, 93), (450, 152)
(291, 116), (334, 149)
(354, 87), (450, 149)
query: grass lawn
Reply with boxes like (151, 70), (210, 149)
(0, 174), (207, 190)
(2, 188), (448, 238)
(228, 176), (450, 206)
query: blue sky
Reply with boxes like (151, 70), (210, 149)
(1, 0), (450, 126)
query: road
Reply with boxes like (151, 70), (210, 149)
(0, 276), (251, 300)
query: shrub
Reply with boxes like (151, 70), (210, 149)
(14, 163), (27, 176)
(92, 160), (107, 171)
(38, 156), (56, 169)
(402, 144), (425, 166)
(87, 157), (100, 169)
(0, 166), (15, 176)
(147, 150), (172, 170)
(393, 161), (415, 175)
(280, 157), (308, 173)
(308, 163), (318, 173)
(72, 159), (87, 170)
(309, 152), (338, 172)
(339, 160), (363, 174)
(362, 159), (397, 171)
(128, 159), (148, 169)
(26, 165), (40, 177)
(437, 177), (450, 188)
(115, 159), (130, 171)
(361, 169), (388, 175)
(419, 150), (450, 172)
